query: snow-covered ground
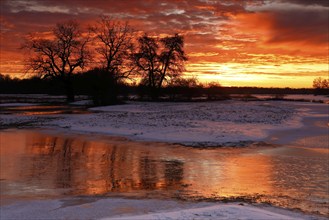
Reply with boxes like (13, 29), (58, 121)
(86, 101), (303, 145)
(1, 100), (327, 146)
(104, 203), (315, 220)
(1, 197), (324, 220)
(0, 100), (298, 145)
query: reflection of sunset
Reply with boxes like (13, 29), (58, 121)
(1, 130), (328, 215)
(1, 105), (89, 115)
(171, 150), (273, 198)
(1, 0), (328, 87)
(0, 131), (27, 181)
(221, 155), (272, 196)
(1, 131), (273, 198)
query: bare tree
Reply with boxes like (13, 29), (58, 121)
(135, 33), (187, 100)
(159, 34), (187, 88)
(134, 34), (158, 90)
(313, 77), (329, 95)
(23, 20), (90, 102)
(313, 77), (329, 89)
(88, 16), (135, 105)
(91, 16), (135, 80)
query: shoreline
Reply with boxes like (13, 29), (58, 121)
(3, 100), (325, 146)
(264, 102), (328, 148)
(1, 196), (327, 220)
(2, 101), (326, 148)
(1, 101), (328, 219)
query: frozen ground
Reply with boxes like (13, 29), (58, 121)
(1, 100), (327, 146)
(1, 197), (324, 220)
(253, 94), (329, 103)
(0, 101), (295, 144)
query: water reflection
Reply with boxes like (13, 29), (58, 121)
(0, 105), (89, 115)
(0, 130), (328, 215)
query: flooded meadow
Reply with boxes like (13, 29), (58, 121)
(1, 130), (328, 216)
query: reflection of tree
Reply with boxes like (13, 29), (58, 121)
(27, 136), (74, 189)
(56, 139), (73, 189)
(23, 136), (59, 185)
(139, 156), (158, 190)
(22, 133), (187, 196)
(108, 145), (117, 190)
(137, 157), (184, 190)
(164, 160), (184, 187)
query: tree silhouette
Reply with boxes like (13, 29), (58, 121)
(23, 20), (91, 102)
(134, 33), (187, 100)
(92, 16), (135, 80)
(90, 16), (135, 105)
(313, 77), (329, 89)
(313, 77), (329, 95)
(134, 34), (158, 95)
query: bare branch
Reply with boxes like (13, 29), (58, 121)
(134, 33), (187, 94)
(22, 20), (91, 102)
(92, 16), (135, 80)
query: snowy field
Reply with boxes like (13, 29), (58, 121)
(0, 101), (295, 145)
(1, 100), (326, 146)
(1, 198), (322, 220)
(0, 101), (328, 146)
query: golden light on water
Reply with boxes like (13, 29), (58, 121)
(1, 130), (328, 215)
(0, 131), (273, 198)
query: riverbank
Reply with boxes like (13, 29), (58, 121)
(1, 100), (315, 146)
(1, 100), (327, 147)
(1, 100), (328, 219)
(265, 102), (328, 148)
(1, 197), (325, 220)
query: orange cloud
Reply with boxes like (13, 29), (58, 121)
(0, 0), (328, 87)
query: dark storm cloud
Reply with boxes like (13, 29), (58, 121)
(266, 10), (328, 45)
(278, 0), (329, 7)
(244, 0), (329, 46)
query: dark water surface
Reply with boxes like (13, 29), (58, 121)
(0, 130), (328, 216)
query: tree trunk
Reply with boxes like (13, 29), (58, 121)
(149, 86), (159, 101)
(65, 81), (75, 102)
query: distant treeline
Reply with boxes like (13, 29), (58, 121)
(1, 73), (328, 102)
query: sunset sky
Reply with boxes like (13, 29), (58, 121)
(0, 0), (328, 88)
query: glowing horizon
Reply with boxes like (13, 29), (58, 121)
(0, 0), (328, 88)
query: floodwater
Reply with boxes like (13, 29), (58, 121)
(0, 130), (328, 216)
(0, 105), (90, 115)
